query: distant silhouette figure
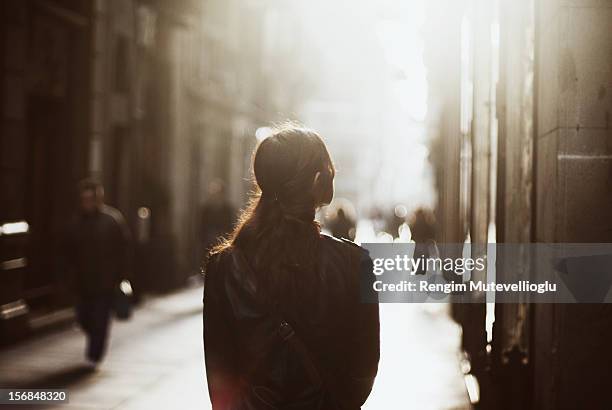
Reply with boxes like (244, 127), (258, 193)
(329, 208), (356, 240)
(203, 125), (379, 409)
(64, 179), (131, 367)
(409, 208), (436, 243)
(409, 208), (437, 275)
(386, 205), (408, 239)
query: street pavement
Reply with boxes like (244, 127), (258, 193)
(0, 286), (208, 410)
(0, 286), (470, 409)
(363, 304), (471, 410)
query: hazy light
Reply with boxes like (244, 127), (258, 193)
(460, 356), (471, 374)
(460, 15), (473, 135)
(464, 374), (480, 404)
(1, 257), (27, 271)
(288, 0), (435, 211)
(394, 204), (408, 218)
(376, 232), (394, 243)
(120, 280), (133, 296)
(137, 207), (151, 219)
(485, 222), (497, 343)
(354, 219), (376, 245)
(0, 300), (29, 320)
(255, 127), (274, 141)
(395, 223), (412, 242)
(0, 221), (29, 236)
(376, 10), (428, 122)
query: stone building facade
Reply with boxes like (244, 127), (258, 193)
(0, 0), (307, 344)
(425, 0), (612, 408)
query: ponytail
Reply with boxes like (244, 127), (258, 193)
(210, 125), (334, 301)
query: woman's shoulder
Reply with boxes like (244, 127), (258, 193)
(319, 233), (372, 263)
(205, 244), (240, 268)
(204, 246), (257, 289)
(318, 234), (374, 294)
(202, 247), (234, 280)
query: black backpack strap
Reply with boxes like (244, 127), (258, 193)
(277, 320), (323, 388)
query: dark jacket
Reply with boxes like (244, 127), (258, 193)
(203, 234), (380, 410)
(64, 205), (131, 296)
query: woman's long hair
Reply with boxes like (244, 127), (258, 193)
(212, 125), (335, 301)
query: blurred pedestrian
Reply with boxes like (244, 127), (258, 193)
(369, 206), (386, 233)
(409, 208), (437, 275)
(200, 179), (235, 254)
(409, 208), (436, 243)
(329, 207), (356, 240)
(386, 204), (408, 239)
(64, 179), (131, 367)
(203, 125), (379, 409)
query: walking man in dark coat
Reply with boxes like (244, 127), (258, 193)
(64, 179), (131, 367)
